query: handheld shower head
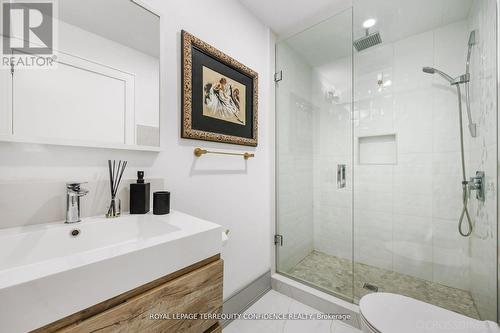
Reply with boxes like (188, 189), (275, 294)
(422, 66), (435, 74)
(422, 66), (454, 84)
(468, 30), (476, 47)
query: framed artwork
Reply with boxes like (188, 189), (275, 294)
(181, 30), (258, 146)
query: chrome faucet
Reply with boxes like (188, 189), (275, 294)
(66, 183), (89, 223)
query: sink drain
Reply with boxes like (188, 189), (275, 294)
(70, 229), (81, 237)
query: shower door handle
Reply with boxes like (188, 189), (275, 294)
(337, 164), (346, 188)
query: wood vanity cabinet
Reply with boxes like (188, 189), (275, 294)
(33, 255), (223, 333)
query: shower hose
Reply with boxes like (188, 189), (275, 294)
(456, 84), (473, 237)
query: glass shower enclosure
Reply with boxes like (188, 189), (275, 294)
(275, 0), (498, 321)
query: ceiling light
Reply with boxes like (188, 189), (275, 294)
(363, 18), (376, 29)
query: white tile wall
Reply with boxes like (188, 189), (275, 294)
(393, 31), (434, 93)
(393, 153), (432, 197)
(394, 90), (433, 153)
(311, 49), (353, 260)
(432, 218), (470, 290)
(354, 210), (393, 270)
(393, 214), (433, 280)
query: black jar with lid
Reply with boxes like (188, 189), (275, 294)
(153, 191), (170, 215)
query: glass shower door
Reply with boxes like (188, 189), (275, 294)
(275, 8), (354, 302)
(275, 0), (498, 321)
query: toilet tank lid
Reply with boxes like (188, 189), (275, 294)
(359, 293), (498, 333)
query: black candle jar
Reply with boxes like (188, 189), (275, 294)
(153, 191), (170, 215)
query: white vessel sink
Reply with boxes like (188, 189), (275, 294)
(0, 211), (222, 333)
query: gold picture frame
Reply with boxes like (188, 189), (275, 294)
(181, 30), (258, 147)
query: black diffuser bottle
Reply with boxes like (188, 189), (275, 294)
(130, 171), (150, 214)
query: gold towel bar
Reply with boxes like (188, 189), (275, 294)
(194, 148), (255, 160)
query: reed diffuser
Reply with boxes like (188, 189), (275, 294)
(106, 160), (127, 218)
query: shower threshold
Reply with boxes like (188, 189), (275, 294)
(287, 250), (480, 319)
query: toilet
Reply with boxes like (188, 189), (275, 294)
(359, 293), (500, 333)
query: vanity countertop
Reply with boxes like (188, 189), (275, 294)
(0, 210), (222, 333)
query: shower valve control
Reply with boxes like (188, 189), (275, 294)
(469, 171), (485, 202)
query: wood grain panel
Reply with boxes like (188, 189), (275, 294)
(32, 255), (220, 333)
(57, 259), (223, 333)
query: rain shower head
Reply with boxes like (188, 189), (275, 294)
(353, 30), (382, 51)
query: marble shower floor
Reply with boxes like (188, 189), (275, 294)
(287, 251), (480, 319)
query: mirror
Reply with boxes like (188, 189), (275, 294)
(0, 0), (160, 150)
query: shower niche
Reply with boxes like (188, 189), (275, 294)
(357, 134), (397, 165)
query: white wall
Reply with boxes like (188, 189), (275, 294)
(0, 0), (274, 301)
(143, 0), (274, 299)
